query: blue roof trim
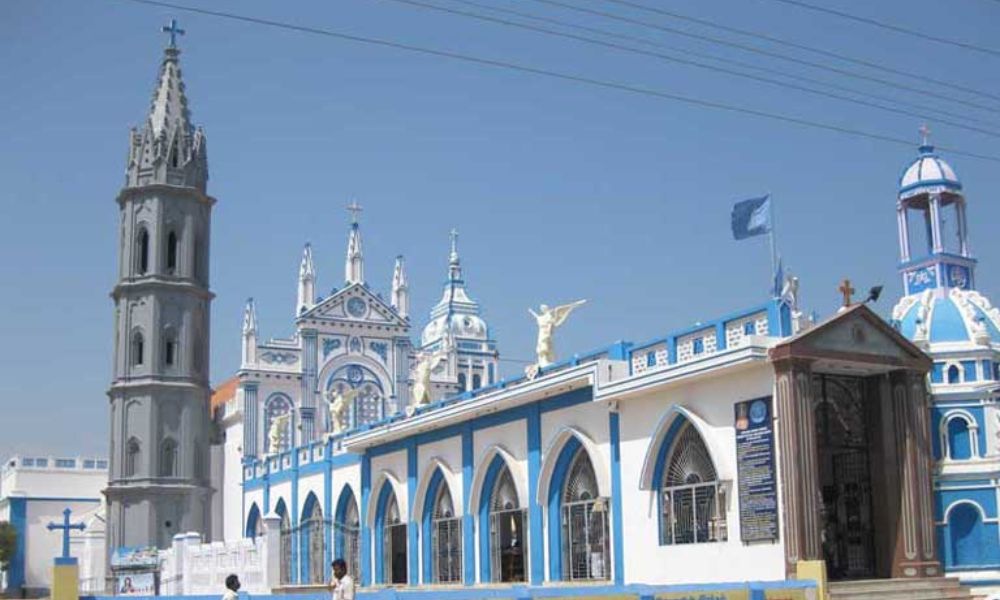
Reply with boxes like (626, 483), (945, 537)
(899, 300), (921, 340)
(931, 298), (971, 343)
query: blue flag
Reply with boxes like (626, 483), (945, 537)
(731, 195), (772, 240)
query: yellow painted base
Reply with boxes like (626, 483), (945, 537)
(52, 562), (80, 600)
(796, 560), (828, 600)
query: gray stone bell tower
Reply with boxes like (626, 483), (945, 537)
(105, 21), (215, 553)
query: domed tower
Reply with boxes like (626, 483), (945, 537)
(106, 22), (215, 552)
(420, 230), (499, 392)
(891, 129), (1000, 575)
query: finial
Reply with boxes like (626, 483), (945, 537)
(450, 228), (459, 255)
(838, 278), (855, 308)
(161, 19), (185, 49)
(347, 199), (363, 225)
(918, 123), (933, 152)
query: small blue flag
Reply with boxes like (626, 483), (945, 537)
(731, 195), (772, 240)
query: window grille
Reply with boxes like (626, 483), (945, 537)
(432, 484), (462, 583)
(560, 449), (610, 581)
(659, 423), (727, 545)
(336, 496), (361, 581)
(490, 466), (526, 583)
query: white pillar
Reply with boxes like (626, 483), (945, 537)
(897, 206), (911, 262)
(261, 515), (282, 592)
(174, 531), (201, 596)
(929, 194), (944, 253)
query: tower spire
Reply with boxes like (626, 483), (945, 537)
(345, 200), (365, 285)
(448, 228), (462, 282)
(392, 255), (410, 319)
(298, 243), (316, 314)
(126, 20), (207, 191)
(242, 297), (258, 368)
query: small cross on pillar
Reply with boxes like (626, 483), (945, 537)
(47, 508), (86, 559)
(161, 19), (186, 49)
(838, 278), (855, 308)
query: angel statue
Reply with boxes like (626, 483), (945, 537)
(529, 300), (586, 369)
(410, 348), (449, 413)
(267, 413), (291, 455)
(327, 387), (359, 436)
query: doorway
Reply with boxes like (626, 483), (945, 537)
(814, 374), (877, 580)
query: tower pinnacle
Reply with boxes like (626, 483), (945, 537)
(125, 23), (207, 191)
(298, 244), (316, 314)
(345, 201), (365, 285)
(392, 255), (410, 319)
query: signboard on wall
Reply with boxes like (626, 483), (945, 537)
(734, 396), (779, 543)
(115, 572), (155, 596)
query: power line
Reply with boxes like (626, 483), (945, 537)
(383, 0), (1000, 138)
(764, 0), (1000, 59)
(111, 0), (1000, 163)
(600, 0), (1000, 103)
(535, 0), (1000, 116)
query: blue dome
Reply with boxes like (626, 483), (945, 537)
(894, 290), (1000, 345)
(899, 145), (962, 197)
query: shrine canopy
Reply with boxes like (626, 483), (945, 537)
(769, 303), (931, 376)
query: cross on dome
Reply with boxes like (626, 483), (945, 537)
(838, 279), (855, 307)
(919, 123), (931, 147)
(161, 19), (185, 49)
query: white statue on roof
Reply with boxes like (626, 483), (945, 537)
(410, 348), (449, 413)
(327, 387), (359, 436)
(529, 300), (586, 369)
(267, 413), (291, 455)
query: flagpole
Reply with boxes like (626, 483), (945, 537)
(768, 193), (779, 296)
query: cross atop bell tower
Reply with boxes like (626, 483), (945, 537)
(161, 18), (185, 48)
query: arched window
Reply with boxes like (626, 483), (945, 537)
(335, 488), (360, 581)
(301, 494), (326, 584)
(948, 364), (962, 384)
(659, 422), (727, 545)
(377, 485), (407, 585)
(275, 500), (292, 585)
(560, 447), (609, 581)
(472, 374), (482, 390)
(159, 438), (178, 477)
(132, 332), (145, 367)
(265, 395), (293, 454)
(458, 373), (467, 391)
(125, 438), (141, 478)
(136, 227), (150, 275)
(246, 503), (261, 538)
(945, 415), (976, 460)
(166, 231), (178, 274)
(429, 477), (462, 584)
(163, 328), (178, 368)
(327, 365), (386, 428)
(488, 464), (525, 583)
(948, 503), (988, 567)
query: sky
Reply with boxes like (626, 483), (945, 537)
(1, 0), (999, 460)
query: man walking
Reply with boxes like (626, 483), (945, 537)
(330, 558), (355, 600)
(223, 575), (240, 600)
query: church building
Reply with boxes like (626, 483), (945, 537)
(103, 27), (1000, 597)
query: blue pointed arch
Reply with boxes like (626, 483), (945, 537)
(299, 492), (323, 584)
(246, 503), (261, 538)
(420, 467), (450, 583)
(335, 484), (360, 559)
(546, 436), (583, 581)
(477, 452), (514, 583)
(373, 479), (398, 584)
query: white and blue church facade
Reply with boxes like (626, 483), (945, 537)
(889, 140), (1000, 582)
(114, 31), (998, 595)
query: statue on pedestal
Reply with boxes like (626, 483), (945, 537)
(327, 387), (359, 436)
(410, 349), (449, 413)
(528, 300), (586, 373)
(267, 413), (290, 455)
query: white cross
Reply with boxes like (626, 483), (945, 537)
(919, 123), (931, 146)
(346, 199), (363, 224)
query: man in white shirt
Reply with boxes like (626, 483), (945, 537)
(222, 575), (240, 600)
(331, 558), (355, 600)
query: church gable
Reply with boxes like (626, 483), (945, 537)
(302, 283), (407, 328)
(771, 304), (930, 369)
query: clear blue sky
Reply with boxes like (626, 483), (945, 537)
(1, 0), (998, 459)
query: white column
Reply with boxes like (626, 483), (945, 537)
(261, 515), (283, 592)
(898, 206), (911, 262)
(929, 194), (944, 253)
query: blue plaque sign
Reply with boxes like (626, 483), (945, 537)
(905, 266), (938, 295)
(734, 396), (779, 543)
